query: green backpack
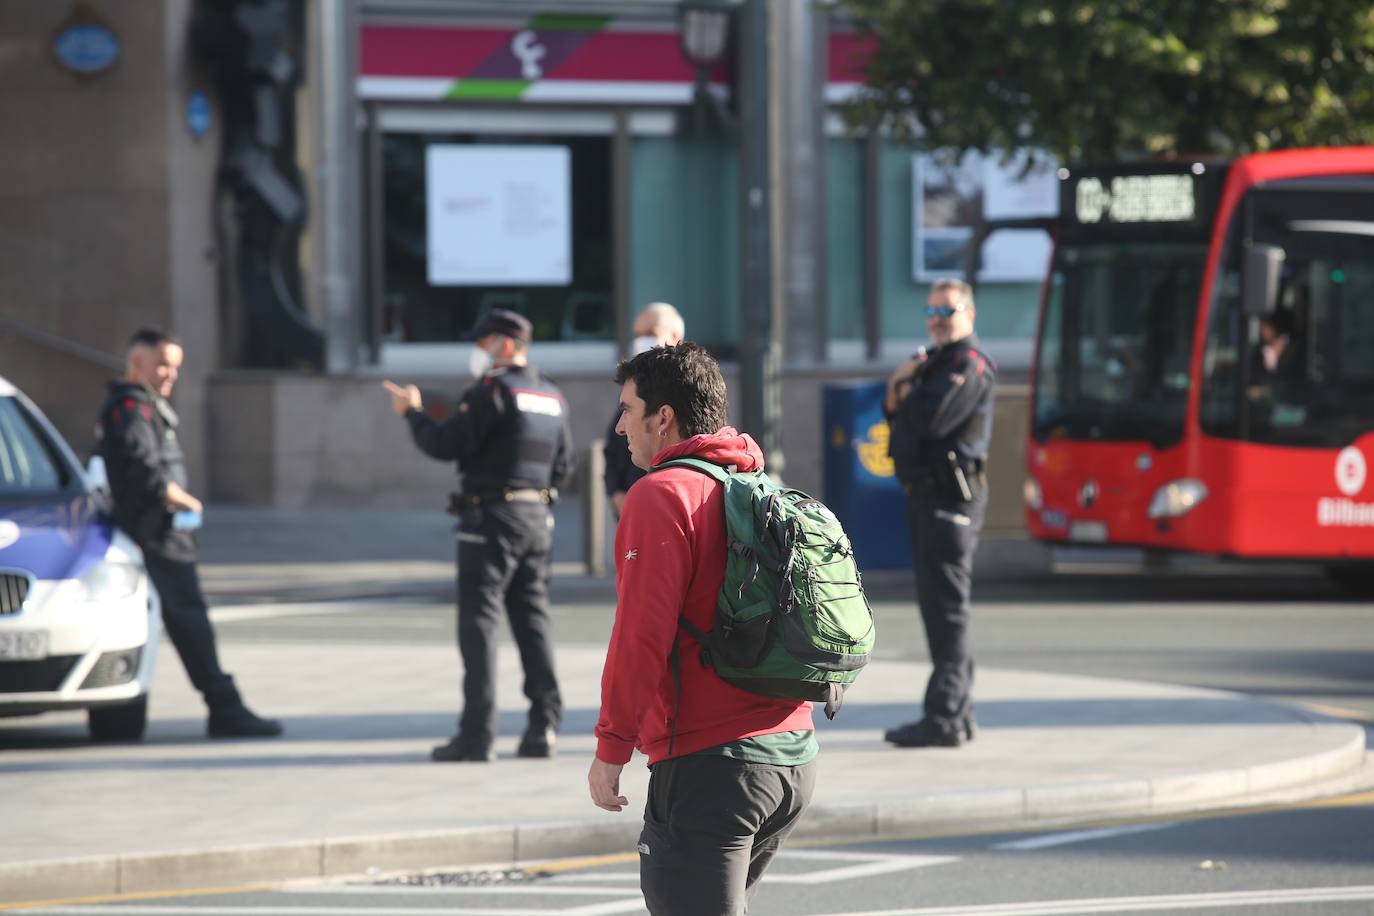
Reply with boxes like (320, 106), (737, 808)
(656, 457), (875, 719)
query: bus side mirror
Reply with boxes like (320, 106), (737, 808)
(1243, 244), (1285, 316)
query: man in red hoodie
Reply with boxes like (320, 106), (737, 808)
(588, 342), (816, 916)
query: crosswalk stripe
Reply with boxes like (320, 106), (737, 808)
(810, 883), (1374, 916)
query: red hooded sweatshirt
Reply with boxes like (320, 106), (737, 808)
(594, 427), (815, 766)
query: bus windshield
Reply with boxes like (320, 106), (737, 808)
(1034, 242), (1206, 447)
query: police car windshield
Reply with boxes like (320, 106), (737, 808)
(0, 398), (69, 497)
(1034, 241), (1206, 448)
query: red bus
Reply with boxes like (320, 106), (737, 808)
(1016, 148), (1374, 586)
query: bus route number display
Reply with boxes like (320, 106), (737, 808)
(1073, 174), (1197, 225)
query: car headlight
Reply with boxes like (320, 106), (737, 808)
(1147, 479), (1208, 519)
(80, 560), (142, 602)
(1023, 477), (1043, 510)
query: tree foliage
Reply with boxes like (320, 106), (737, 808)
(841, 0), (1374, 165)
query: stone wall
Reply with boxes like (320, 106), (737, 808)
(205, 369), (1032, 538)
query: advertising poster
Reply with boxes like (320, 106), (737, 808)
(914, 151), (1058, 282)
(426, 144), (572, 286)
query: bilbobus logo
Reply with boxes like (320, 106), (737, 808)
(1335, 446), (1366, 496)
(1318, 446), (1374, 527)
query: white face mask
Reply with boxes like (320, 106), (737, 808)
(632, 335), (660, 355)
(468, 344), (494, 378)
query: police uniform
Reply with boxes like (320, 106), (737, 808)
(603, 409), (645, 505)
(96, 380), (281, 737)
(404, 355), (574, 761)
(884, 334), (996, 747)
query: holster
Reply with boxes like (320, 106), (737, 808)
(902, 460), (986, 502)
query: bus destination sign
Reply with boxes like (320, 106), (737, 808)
(1073, 173), (1197, 225)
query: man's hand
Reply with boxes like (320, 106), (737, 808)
(383, 380), (422, 416)
(164, 481), (203, 514)
(885, 351), (929, 414)
(588, 758), (629, 812)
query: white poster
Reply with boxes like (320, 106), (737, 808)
(426, 144), (572, 286)
(913, 150), (1058, 282)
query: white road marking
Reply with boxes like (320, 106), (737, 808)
(285, 884), (640, 896)
(210, 600), (419, 623)
(810, 883), (1374, 915)
(762, 850), (960, 884)
(990, 822), (1179, 851)
(12, 904), (646, 916)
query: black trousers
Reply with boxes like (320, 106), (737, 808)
(639, 755), (816, 916)
(904, 483), (986, 728)
(142, 553), (239, 712)
(455, 500), (562, 749)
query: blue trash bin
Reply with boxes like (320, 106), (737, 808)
(823, 381), (912, 570)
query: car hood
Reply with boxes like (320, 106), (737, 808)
(0, 494), (111, 581)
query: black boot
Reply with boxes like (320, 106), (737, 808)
(883, 718), (964, 748)
(516, 725), (557, 759)
(431, 734), (494, 762)
(207, 703), (284, 738)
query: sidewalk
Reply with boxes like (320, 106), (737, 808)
(0, 506), (1367, 903)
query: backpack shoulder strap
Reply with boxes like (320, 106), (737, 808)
(652, 456), (732, 482)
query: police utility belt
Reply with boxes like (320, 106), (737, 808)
(449, 487), (556, 515)
(903, 453), (986, 501)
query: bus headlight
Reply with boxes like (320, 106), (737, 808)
(1147, 479), (1208, 519)
(1023, 477), (1043, 510)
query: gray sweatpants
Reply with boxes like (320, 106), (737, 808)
(638, 754), (816, 916)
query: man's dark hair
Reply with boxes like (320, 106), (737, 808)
(126, 328), (180, 351)
(614, 341), (727, 439)
(1264, 310), (1294, 336)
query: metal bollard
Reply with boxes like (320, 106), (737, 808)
(583, 440), (607, 576)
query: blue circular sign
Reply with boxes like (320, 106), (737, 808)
(186, 90), (211, 138)
(53, 23), (120, 74)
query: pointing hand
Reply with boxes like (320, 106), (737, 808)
(383, 380), (422, 416)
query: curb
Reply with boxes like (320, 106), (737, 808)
(2, 725), (1364, 905)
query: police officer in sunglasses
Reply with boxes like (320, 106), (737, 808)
(882, 278), (996, 748)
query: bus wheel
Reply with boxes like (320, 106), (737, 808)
(1325, 565), (1374, 597)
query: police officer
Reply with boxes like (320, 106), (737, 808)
(602, 302), (685, 518)
(384, 310), (574, 762)
(96, 328), (282, 739)
(882, 279), (996, 748)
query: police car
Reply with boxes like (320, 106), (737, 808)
(0, 376), (158, 741)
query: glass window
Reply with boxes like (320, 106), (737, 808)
(1226, 184), (1374, 447)
(629, 136), (739, 348)
(826, 138), (864, 340)
(1033, 242), (1206, 447)
(0, 399), (66, 496)
(381, 133), (613, 343)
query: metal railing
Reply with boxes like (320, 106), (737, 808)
(0, 315), (124, 372)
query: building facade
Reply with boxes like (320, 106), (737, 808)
(0, 0), (1044, 534)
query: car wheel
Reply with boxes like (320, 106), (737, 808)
(88, 695), (149, 742)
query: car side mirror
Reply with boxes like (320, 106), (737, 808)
(1243, 244), (1284, 317)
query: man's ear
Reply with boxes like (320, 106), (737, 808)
(657, 404), (678, 436)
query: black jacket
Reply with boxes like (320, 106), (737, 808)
(886, 335), (997, 482)
(405, 364), (575, 494)
(96, 381), (196, 561)
(602, 409), (645, 499)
